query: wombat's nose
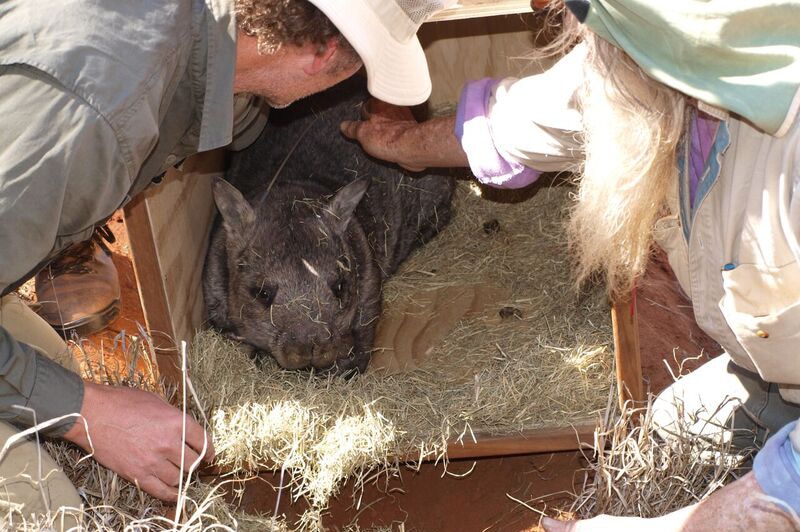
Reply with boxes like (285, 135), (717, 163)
(310, 344), (338, 370)
(331, 350), (369, 378)
(311, 339), (357, 371)
(282, 344), (312, 369)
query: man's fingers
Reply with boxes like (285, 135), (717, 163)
(340, 120), (361, 140)
(182, 417), (215, 461)
(360, 100), (373, 120)
(140, 473), (180, 502)
(399, 163), (427, 173)
(153, 459), (183, 488)
(167, 444), (202, 473)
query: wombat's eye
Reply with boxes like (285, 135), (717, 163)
(250, 285), (276, 307)
(330, 277), (347, 299)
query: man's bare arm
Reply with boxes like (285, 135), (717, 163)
(340, 99), (468, 172)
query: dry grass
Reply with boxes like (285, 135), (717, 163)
(17, 309), (411, 531)
(0, 333), (282, 531)
(570, 395), (758, 519)
(10, 181), (613, 531)
(190, 181), (614, 529)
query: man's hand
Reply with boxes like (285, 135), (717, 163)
(63, 382), (215, 502)
(340, 98), (468, 172)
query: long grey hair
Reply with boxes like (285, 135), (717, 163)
(539, 5), (687, 298)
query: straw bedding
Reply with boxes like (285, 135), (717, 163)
(20, 181), (752, 530)
(570, 397), (757, 519)
(16, 178), (615, 530)
(187, 179), (615, 528)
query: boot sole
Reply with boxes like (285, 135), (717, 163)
(50, 301), (121, 338)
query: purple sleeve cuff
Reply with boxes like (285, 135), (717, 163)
(454, 78), (542, 189)
(754, 421), (800, 516)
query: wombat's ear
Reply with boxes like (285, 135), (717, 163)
(212, 177), (255, 237)
(325, 179), (368, 235)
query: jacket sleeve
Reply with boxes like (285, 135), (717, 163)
(0, 65), (128, 436)
(0, 327), (83, 437)
(454, 43), (587, 189)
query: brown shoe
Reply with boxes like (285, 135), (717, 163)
(35, 225), (121, 337)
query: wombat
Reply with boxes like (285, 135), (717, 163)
(203, 79), (454, 375)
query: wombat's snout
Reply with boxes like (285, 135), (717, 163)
(276, 335), (355, 372)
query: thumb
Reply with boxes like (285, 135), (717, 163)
(340, 120), (360, 140)
(398, 162), (427, 173)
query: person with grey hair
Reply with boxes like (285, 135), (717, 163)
(0, 0), (453, 525)
(344, 1), (800, 530)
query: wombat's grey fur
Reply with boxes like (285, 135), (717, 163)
(203, 79), (454, 375)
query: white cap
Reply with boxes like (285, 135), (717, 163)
(308, 0), (457, 106)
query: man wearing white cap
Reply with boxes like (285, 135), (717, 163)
(0, 0), (452, 525)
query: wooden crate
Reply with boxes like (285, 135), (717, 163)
(123, 7), (642, 459)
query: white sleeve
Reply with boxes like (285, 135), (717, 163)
(487, 43), (587, 173)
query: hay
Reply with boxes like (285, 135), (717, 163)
(190, 181), (614, 529)
(0, 334), (281, 531)
(570, 395), (758, 519)
(28, 322), (402, 531)
(11, 442), (300, 532)
(40, 442), (270, 531)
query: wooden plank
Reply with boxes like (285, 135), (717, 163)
(438, 421), (596, 460)
(123, 150), (224, 382)
(146, 152), (222, 345)
(420, 13), (550, 110)
(429, 0), (532, 22)
(123, 194), (181, 383)
(211, 451), (583, 529)
(611, 293), (645, 406)
(203, 421), (597, 477)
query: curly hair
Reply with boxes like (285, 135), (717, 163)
(235, 0), (351, 55)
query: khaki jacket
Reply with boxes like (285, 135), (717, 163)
(485, 45), (800, 402)
(0, 0), (238, 433)
(654, 116), (800, 403)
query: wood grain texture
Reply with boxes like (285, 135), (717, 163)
(123, 150), (224, 373)
(435, 420), (596, 460)
(420, 13), (548, 109)
(611, 295), (645, 406)
(429, 0), (533, 22)
(212, 451), (583, 530)
(119, 199), (181, 382)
